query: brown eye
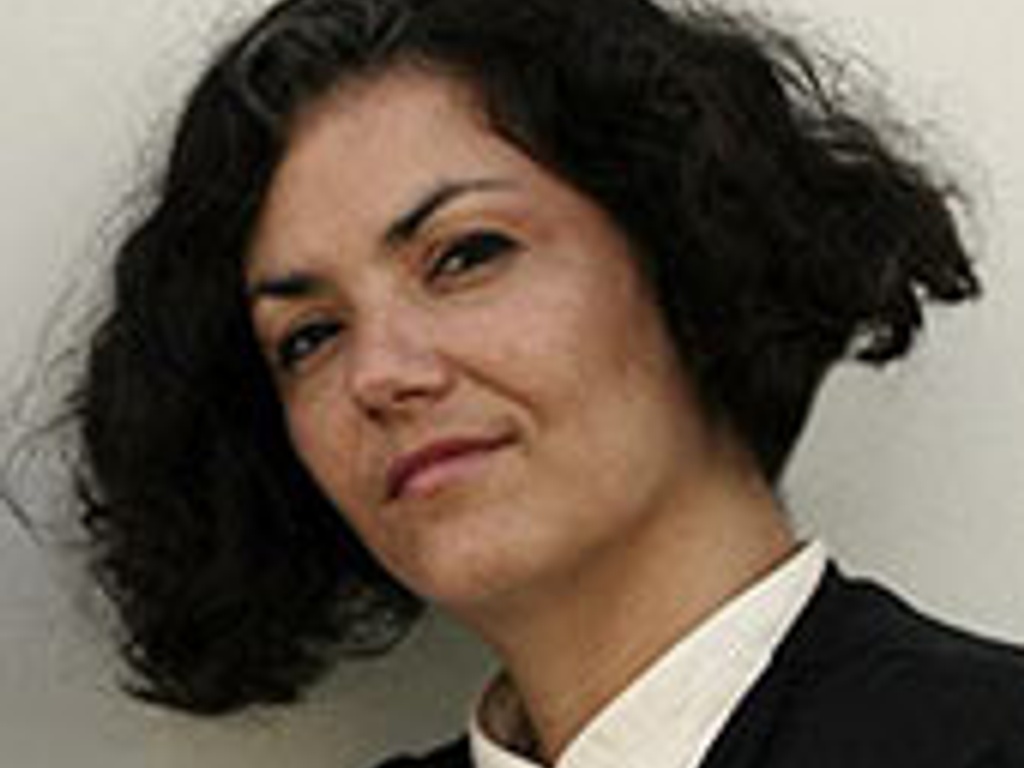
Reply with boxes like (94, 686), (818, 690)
(427, 231), (519, 283)
(275, 319), (342, 373)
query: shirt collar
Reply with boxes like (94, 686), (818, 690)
(469, 540), (828, 768)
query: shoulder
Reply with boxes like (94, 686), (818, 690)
(826, 571), (1024, 708)
(771, 567), (1024, 764)
(371, 736), (471, 768)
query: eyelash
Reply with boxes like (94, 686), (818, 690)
(274, 319), (342, 374)
(272, 231), (520, 374)
(426, 230), (519, 284)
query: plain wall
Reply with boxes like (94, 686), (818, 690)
(1, 1), (1022, 766)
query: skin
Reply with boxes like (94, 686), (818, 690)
(247, 67), (795, 763)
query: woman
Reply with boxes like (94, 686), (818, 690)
(66, 0), (1023, 765)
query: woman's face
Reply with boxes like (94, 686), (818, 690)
(246, 69), (718, 612)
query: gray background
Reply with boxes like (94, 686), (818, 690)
(2, 1), (1022, 766)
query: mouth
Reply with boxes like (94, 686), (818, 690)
(386, 433), (516, 501)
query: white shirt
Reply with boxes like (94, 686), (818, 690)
(468, 541), (827, 768)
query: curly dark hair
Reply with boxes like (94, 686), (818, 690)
(71, 0), (979, 715)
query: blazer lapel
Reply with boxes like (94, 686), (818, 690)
(697, 563), (868, 768)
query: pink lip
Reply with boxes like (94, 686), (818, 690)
(386, 434), (513, 501)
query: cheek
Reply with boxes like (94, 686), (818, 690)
(514, 267), (701, 493)
(283, 385), (369, 519)
(287, 399), (408, 572)
(505, 262), (678, 428)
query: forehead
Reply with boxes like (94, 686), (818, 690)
(246, 68), (539, 276)
(246, 70), (528, 274)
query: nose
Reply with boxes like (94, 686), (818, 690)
(346, 312), (453, 423)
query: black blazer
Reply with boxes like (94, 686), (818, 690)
(377, 565), (1024, 768)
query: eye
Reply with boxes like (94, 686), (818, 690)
(426, 231), (519, 284)
(274, 319), (342, 373)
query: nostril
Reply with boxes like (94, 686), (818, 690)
(347, 334), (452, 419)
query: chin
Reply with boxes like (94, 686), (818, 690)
(387, 526), (545, 614)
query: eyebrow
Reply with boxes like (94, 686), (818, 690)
(248, 177), (516, 307)
(247, 272), (330, 306)
(382, 177), (515, 247)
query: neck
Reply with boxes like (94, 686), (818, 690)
(459, 469), (796, 764)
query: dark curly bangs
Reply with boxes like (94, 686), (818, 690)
(73, 0), (979, 714)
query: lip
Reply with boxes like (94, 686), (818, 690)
(386, 433), (514, 501)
